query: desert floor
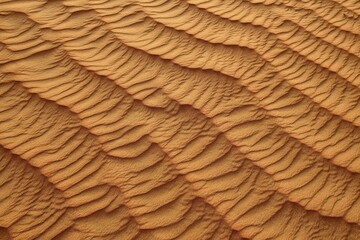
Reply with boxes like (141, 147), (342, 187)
(0, 0), (360, 239)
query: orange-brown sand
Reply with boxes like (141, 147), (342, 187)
(0, 0), (360, 239)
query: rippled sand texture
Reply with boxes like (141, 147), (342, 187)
(1, 0), (360, 239)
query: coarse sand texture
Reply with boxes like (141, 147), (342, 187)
(0, 0), (360, 239)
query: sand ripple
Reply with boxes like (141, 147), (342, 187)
(0, 0), (360, 239)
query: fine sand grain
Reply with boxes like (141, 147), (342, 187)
(0, 0), (360, 239)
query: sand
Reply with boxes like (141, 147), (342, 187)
(0, 0), (360, 239)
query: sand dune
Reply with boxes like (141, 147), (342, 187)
(0, 0), (360, 239)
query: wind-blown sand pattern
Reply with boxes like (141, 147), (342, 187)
(0, 0), (360, 239)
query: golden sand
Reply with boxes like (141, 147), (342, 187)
(0, 0), (360, 239)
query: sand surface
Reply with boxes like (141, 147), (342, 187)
(1, 0), (360, 239)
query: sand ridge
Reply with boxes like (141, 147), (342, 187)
(0, 0), (360, 239)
